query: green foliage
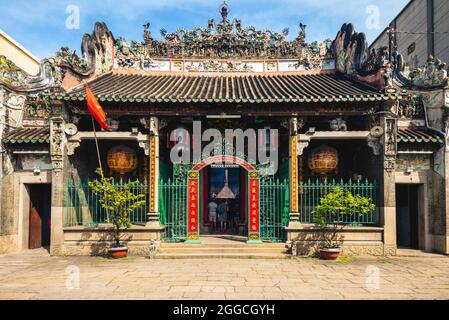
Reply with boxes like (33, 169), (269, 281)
(88, 168), (146, 247)
(313, 187), (375, 249)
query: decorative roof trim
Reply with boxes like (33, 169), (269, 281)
(3, 127), (50, 144)
(397, 127), (444, 144)
(54, 71), (395, 105)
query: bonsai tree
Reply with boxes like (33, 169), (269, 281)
(313, 187), (375, 249)
(88, 168), (146, 248)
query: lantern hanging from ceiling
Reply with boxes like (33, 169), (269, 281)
(107, 145), (138, 175)
(308, 145), (339, 175)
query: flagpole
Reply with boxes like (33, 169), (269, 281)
(91, 115), (104, 174)
(86, 81), (110, 223)
(91, 113), (112, 224)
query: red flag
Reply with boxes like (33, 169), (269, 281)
(86, 83), (109, 130)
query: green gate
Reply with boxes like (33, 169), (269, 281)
(259, 178), (290, 242)
(159, 178), (187, 242)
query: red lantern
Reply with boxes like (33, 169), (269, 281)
(107, 145), (138, 175)
(308, 145), (339, 175)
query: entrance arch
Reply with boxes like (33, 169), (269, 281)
(186, 155), (261, 244)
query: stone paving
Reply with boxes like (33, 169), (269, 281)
(1, 248), (449, 300)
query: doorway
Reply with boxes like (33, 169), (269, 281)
(395, 184), (420, 249)
(202, 166), (246, 235)
(28, 184), (51, 249)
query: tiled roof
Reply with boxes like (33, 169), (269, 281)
(58, 72), (395, 104)
(3, 127), (50, 144)
(397, 128), (444, 144)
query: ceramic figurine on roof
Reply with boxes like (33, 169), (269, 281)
(0, 55), (28, 87)
(113, 1), (331, 62)
(394, 54), (449, 89)
(334, 23), (369, 75)
(53, 22), (114, 77)
(0, 55), (60, 92)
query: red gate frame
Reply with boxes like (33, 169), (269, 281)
(186, 155), (261, 244)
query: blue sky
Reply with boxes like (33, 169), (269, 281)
(0, 0), (409, 59)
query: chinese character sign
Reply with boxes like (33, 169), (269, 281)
(187, 175), (199, 235)
(248, 177), (259, 236)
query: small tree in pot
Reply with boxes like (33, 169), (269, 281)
(89, 168), (146, 258)
(313, 187), (375, 260)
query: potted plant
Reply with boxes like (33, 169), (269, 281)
(89, 168), (146, 258)
(313, 187), (375, 260)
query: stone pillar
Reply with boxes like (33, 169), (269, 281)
(146, 117), (162, 235)
(444, 118), (449, 254)
(49, 102), (66, 255)
(0, 88), (5, 235)
(288, 118), (300, 228)
(381, 115), (398, 256)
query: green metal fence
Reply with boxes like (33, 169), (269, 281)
(259, 178), (290, 242)
(159, 179), (187, 242)
(299, 179), (378, 225)
(65, 180), (148, 227)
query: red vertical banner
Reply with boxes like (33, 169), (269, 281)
(187, 171), (200, 243)
(247, 171), (261, 243)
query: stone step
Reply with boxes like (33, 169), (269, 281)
(160, 242), (286, 248)
(159, 247), (288, 254)
(155, 252), (290, 259)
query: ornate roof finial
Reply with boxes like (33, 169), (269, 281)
(219, 1), (231, 23)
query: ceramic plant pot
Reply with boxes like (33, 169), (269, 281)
(108, 246), (128, 259)
(319, 248), (341, 260)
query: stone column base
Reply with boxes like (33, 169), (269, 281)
(383, 245), (397, 256)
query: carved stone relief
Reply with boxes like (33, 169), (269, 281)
(367, 134), (382, 156)
(384, 155), (396, 173)
(66, 141), (81, 156)
(384, 118), (397, 156)
(50, 116), (65, 174)
(138, 141), (150, 156)
(383, 118), (397, 173)
(5, 93), (26, 128)
(0, 56), (28, 87)
(329, 117), (347, 131)
(397, 95), (424, 120)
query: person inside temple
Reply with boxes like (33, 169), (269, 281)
(208, 199), (218, 232)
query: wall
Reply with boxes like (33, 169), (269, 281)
(395, 151), (446, 253)
(434, 0), (449, 64)
(395, 0), (428, 68)
(0, 170), (52, 253)
(370, 0), (449, 67)
(288, 226), (386, 256)
(0, 30), (40, 75)
(62, 225), (161, 256)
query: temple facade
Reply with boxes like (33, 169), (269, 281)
(1, 3), (449, 256)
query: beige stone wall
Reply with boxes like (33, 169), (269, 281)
(0, 170), (52, 253)
(0, 235), (18, 254)
(0, 30), (40, 75)
(287, 225), (386, 256)
(62, 225), (162, 256)
(395, 156), (447, 253)
(0, 173), (16, 237)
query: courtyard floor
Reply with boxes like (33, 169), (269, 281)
(1, 248), (449, 300)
